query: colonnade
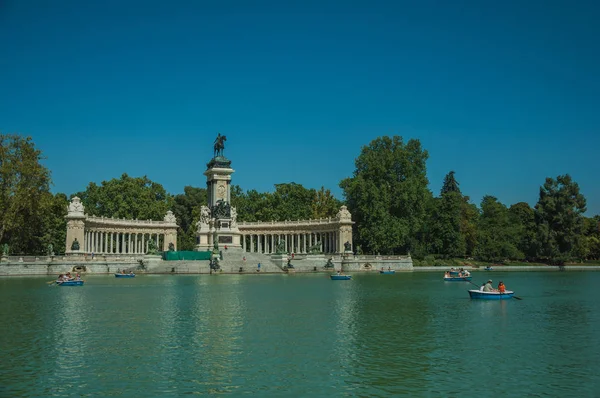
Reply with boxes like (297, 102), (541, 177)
(241, 231), (339, 254)
(83, 230), (164, 255)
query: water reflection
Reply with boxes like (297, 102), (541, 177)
(49, 286), (90, 395)
(2, 272), (600, 396)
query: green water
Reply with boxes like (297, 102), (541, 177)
(1, 272), (599, 397)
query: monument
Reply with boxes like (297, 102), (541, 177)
(196, 134), (242, 251)
(65, 197), (86, 255)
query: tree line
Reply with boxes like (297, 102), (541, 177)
(1, 133), (598, 264)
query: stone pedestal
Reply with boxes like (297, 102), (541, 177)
(65, 197), (86, 256)
(196, 155), (242, 251)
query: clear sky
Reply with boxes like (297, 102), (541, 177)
(1, 0), (599, 215)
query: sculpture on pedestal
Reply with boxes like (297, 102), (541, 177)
(213, 133), (227, 158)
(2, 244), (9, 256)
(47, 244), (54, 256)
(147, 239), (158, 255)
(344, 241), (352, 252)
(71, 238), (80, 251)
(168, 242), (175, 251)
(275, 240), (286, 254)
(308, 242), (322, 254)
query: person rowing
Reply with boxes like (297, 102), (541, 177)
(483, 279), (496, 292)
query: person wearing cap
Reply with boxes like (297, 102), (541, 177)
(483, 279), (496, 292)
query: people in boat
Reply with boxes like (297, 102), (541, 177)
(498, 281), (506, 293)
(483, 279), (496, 292)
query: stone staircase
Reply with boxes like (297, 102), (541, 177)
(217, 250), (284, 273)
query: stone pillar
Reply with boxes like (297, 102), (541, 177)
(336, 206), (354, 253)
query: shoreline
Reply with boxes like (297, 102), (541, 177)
(2, 265), (600, 277)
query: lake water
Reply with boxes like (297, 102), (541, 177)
(1, 271), (599, 397)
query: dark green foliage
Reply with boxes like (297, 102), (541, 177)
(0, 134), (52, 254)
(475, 196), (521, 262)
(231, 183), (341, 222)
(428, 192), (466, 258)
(509, 202), (536, 260)
(583, 216), (600, 260)
(39, 193), (68, 255)
(74, 173), (173, 220)
(533, 175), (587, 264)
(172, 186), (207, 251)
(340, 136), (430, 254)
(441, 171), (461, 195)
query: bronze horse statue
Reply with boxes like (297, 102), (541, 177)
(214, 134), (227, 158)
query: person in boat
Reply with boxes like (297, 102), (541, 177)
(480, 282), (485, 291)
(75, 273), (82, 281)
(129, 271), (134, 275)
(463, 270), (470, 277)
(444, 271), (450, 278)
(483, 279), (496, 292)
(381, 267), (384, 271)
(117, 268), (121, 274)
(388, 266), (391, 271)
(337, 270), (341, 275)
(57, 274), (64, 282)
(498, 281), (506, 293)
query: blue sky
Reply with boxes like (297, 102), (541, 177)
(1, 0), (599, 215)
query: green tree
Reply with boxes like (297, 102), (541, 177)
(533, 174), (587, 264)
(39, 192), (68, 255)
(340, 136), (430, 254)
(172, 186), (207, 251)
(475, 196), (521, 262)
(269, 183), (315, 221)
(428, 172), (467, 258)
(509, 202), (536, 260)
(583, 216), (600, 260)
(461, 198), (479, 257)
(311, 186), (342, 219)
(231, 188), (274, 222)
(441, 170), (461, 194)
(74, 173), (173, 220)
(0, 134), (52, 254)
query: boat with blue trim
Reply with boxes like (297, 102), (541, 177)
(56, 280), (84, 286)
(468, 290), (514, 300)
(115, 273), (135, 278)
(444, 276), (472, 282)
(330, 274), (352, 280)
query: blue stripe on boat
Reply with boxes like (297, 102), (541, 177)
(468, 290), (514, 300)
(57, 280), (84, 286)
(444, 276), (472, 281)
(330, 275), (352, 280)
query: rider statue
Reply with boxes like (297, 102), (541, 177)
(213, 133), (227, 158)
